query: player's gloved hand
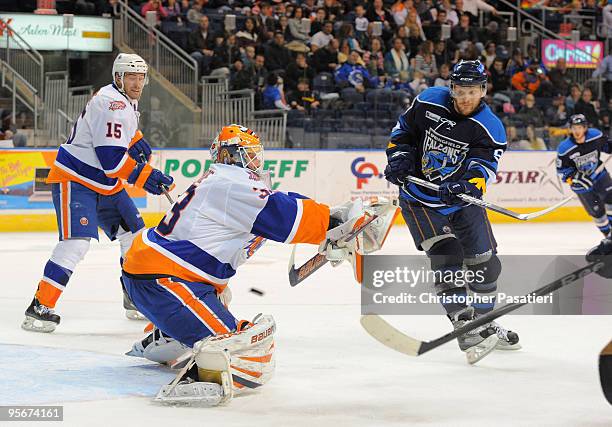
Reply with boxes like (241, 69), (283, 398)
(439, 180), (483, 205)
(586, 238), (612, 278)
(384, 145), (416, 186)
(570, 171), (593, 191)
(128, 163), (174, 195)
(128, 130), (152, 164)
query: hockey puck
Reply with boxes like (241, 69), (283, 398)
(250, 287), (264, 296)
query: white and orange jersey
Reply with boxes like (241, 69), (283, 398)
(123, 164), (330, 291)
(47, 83), (140, 195)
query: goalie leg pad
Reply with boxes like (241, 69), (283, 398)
(197, 314), (276, 394)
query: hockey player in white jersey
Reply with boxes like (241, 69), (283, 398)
(121, 124), (397, 406)
(22, 53), (174, 333)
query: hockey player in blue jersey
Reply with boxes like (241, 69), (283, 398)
(557, 114), (612, 237)
(384, 60), (520, 364)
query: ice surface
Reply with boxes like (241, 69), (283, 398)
(1, 223), (610, 426)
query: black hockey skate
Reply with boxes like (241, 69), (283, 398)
(450, 307), (499, 364)
(121, 277), (147, 321)
(22, 297), (60, 333)
(490, 321), (521, 350)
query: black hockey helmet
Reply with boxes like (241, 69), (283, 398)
(450, 60), (487, 87)
(569, 114), (588, 127)
(449, 60), (487, 100)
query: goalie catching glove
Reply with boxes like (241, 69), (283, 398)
(318, 197), (399, 283)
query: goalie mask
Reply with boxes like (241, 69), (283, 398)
(210, 124), (264, 175)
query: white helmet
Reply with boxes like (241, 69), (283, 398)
(112, 53), (149, 92)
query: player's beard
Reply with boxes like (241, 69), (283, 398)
(454, 98), (480, 116)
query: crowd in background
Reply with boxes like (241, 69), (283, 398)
(6, 0), (612, 149)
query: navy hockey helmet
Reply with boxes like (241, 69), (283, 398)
(450, 60), (487, 96)
(569, 114), (588, 127)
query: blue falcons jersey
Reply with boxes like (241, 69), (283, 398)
(389, 86), (507, 215)
(556, 128), (611, 193)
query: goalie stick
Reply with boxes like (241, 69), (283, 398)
(288, 213), (380, 287)
(405, 176), (573, 221)
(360, 260), (606, 357)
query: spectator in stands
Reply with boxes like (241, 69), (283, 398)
(434, 63), (451, 87)
(573, 87), (600, 126)
(490, 57), (510, 92)
(312, 38), (339, 73)
(285, 52), (315, 91)
(405, 9), (426, 54)
(565, 84), (582, 113)
(354, 5), (370, 46)
(411, 41), (438, 82)
(511, 61), (551, 95)
(339, 23), (364, 53)
(230, 58), (253, 90)
(311, 8), (327, 36)
(241, 45), (257, 68)
(593, 49), (612, 102)
(368, 0), (395, 39)
(256, 2), (277, 41)
(517, 124), (547, 150)
(390, 0), (409, 26)
(100, 0), (120, 17)
(141, 0), (168, 22)
(478, 21), (501, 46)
(288, 78), (321, 112)
(188, 15), (215, 76)
(364, 37), (386, 78)
(506, 125), (520, 149)
(277, 15), (292, 41)
(453, 0), (473, 21)
(265, 31), (292, 73)
(187, 0), (205, 24)
(253, 54), (268, 89)
(384, 37), (410, 81)
(288, 7), (310, 43)
(323, 0), (342, 21)
(433, 40), (457, 69)
(336, 50), (378, 93)
(236, 17), (260, 47)
(517, 93), (545, 127)
(545, 94), (569, 126)
(506, 48), (528, 77)
(311, 21), (335, 51)
(0, 111), (26, 147)
(481, 41), (497, 69)
(548, 58), (574, 96)
(604, 0), (612, 39)
(462, 0), (499, 18)
(451, 14), (478, 47)
(262, 73), (291, 110)
(424, 9), (448, 41)
(434, 0), (459, 26)
(164, 0), (182, 21)
(409, 70), (428, 95)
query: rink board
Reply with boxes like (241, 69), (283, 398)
(0, 149), (599, 231)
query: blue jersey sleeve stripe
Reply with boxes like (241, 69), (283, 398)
(251, 192), (298, 242)
(147, 229), (236, 280)
(55, 148), (119, 187)
(95, 145), (128, 173)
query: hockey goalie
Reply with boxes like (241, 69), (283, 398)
(121, 124), (398, 406)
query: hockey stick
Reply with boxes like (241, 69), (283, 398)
(360, 260), (606, 357)
(288, 213), (380, 287)
(405, 176), (573, 221)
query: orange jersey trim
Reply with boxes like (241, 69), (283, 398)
(46, 163), (124, 195)
(290, 199), (329, 244)
(123, 232), (227, 293)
